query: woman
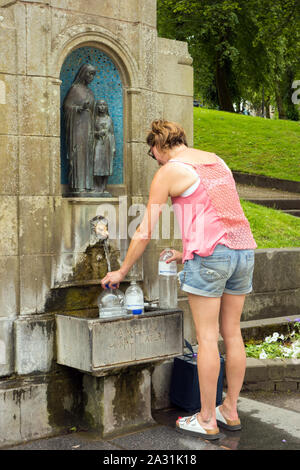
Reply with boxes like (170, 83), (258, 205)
(100, 119), (256, 440)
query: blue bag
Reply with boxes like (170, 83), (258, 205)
(169, 340), (225, 412)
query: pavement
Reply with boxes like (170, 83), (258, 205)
(3, 391), (300, 453)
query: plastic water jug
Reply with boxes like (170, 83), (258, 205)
(98, 288), (126, 318)
(124, 281), (144, 315)
(159, 248), (178, 309)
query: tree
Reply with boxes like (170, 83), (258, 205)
(157, 0), (300, 119)
(157, 0), (241, 111)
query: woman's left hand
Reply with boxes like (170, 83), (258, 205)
(160, 249), (183, 264)
(100, 270), (125, 289)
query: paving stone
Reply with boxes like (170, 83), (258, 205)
(6, 432), (119, 451)
(109, 424), (223, 451)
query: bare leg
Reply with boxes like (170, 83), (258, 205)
(187, 293), (221, 430)
(219, 293), (246, 421)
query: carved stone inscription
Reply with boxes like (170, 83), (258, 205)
(92, 314), (183, 368)
(107, 322), (163, 350)
(56, 312), (183, 375)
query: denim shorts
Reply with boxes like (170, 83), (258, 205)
(178, 244), (255, 297)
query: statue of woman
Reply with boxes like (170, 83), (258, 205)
(63, 64), (96, 194)
(94, 99), (116, 193)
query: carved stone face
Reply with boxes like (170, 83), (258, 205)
(84, 67), (96, 84)
(97, 100), (108, 114)
(90, 215), (109, 240)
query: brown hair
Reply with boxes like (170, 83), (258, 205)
(146, 119), (188, 151)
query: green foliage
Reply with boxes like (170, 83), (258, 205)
(157, 0), (300, 118)
(245, 322), (300, 359)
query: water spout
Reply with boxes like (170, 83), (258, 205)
(90, 216), (126, 318)
(90, 215), (111, 272)
(90, 215), (109, 241)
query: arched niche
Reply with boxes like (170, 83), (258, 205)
(59, 46), (124, 190)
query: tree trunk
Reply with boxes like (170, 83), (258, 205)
(262, 85), (265, 117)
(215, 60), (234, 113)
(265, 96), (271, 119)
(275, 82), (287, 120)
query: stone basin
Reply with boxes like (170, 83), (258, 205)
(56, 308), (183, 377)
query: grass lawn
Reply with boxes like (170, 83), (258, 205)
(194, 107), (300, 182)
(192, 107), (300, 247)
(241, 200), (300, 248)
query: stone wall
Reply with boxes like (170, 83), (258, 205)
(244, 248), (300, 321)
(242, 358), (300, 392)
(0, 0), (193, 370)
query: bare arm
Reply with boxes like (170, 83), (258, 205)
(100, 168), (170, 288)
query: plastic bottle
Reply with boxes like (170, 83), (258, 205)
(159, 248), (178, 309)
(98, 288), (126, 318)
(124, 281), (144, 315)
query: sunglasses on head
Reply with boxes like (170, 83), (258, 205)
(147, 148), (156, 160)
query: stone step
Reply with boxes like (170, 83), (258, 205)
(233, 171), (300, 194)
(247, 198), (300, 210)
(282, 209), (300, 217)
(242, 357), (300, 392)
(221, 315), (300, 392)
(218, 314), (300, 354)
(239, 314), (300, 342)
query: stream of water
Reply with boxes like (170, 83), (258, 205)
(103, 239), (111, 272)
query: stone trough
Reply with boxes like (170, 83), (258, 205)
(56, 308), (183, 437)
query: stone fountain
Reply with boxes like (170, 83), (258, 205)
(56, 213), (183, 437)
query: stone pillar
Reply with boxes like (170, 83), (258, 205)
(82, 366), (155, 438)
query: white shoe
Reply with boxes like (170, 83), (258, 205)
(216, 406), (242, 431)
(176, 413), (222, 440)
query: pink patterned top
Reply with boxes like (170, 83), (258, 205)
(170, 157), (257, 262)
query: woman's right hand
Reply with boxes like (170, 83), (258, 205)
(100, 269), (125, 289)
(160, 249), (183, 264)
